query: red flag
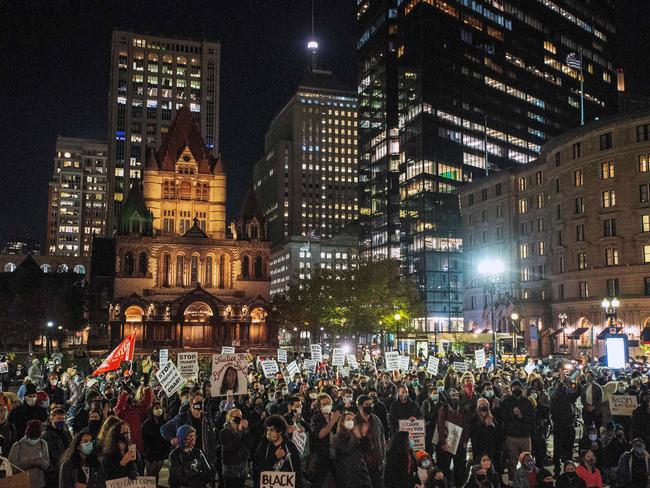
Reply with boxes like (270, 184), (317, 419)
(92, 333), (136, 376)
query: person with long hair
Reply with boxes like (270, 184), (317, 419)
(59, 430), (105, 488)
(100, 419), (139, 481)
(575, 449), (603, 488)
(96, 415), (121, 453)
(220, 366), (240, 395)
(141, 401), (169, 484)
(334, 411), (372, 488)
(471, 398), (501, 465)
(465, 454), (501, 488)
(253, 415), (303, 488)
(383, 430), (419, 488)
(219, 408), (251, 488)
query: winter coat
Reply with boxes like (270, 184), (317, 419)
(253, 439), (303, 488)
(8, 437), (50, 488)
(334, 432), (372, 488)
(8, 403), (48, 439)
(114, 389), (152, 452)
(555, 473), (587, 488)
(616, 449), (650, 488)
(437, 403), (470, 448)
(388, 399), (423, 436)
(41, 423), (71, 486)
(141, 415), (170, 462)
(0, 420), (17, 456)
(59, 456), (106, 488)
(576, 464), (603, 488)
(631, 406), (650, 448)
(470, 415), (501, 460)
(383, 450), (419, 488)
(500, 394), (535, 438)
(160, 407), (218, 465)
(353, 412), (386, 472)
(101, 452), (139, 481)
(550, 386), (581, 427)
(168, 446), (213, 488)
(219, 424), (250, 478)
(512, 466), (539, 488)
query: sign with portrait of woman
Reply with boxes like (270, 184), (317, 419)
(210, 353), (249, 397)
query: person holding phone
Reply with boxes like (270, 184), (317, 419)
(100, 419), (139, 481)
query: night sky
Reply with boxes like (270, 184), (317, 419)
(0, 1), (648, 247)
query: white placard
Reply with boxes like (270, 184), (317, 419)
(106, 477), (156, 488)
(610, 395), (638, 416)
(524, 361), (536, 374)
(427, 356), (440, 376)
(0, 362), (8, 374)
(221, 346), (236, 354)
(260, 471), (296, 488)
(452, 361), (468, 373)
(292, 430), (307, 455)
(287, 361), (300, 378)
(261, 359), (280, 378)
(346, 354), (358, 369)
(310, 344), (322, 362)
(155, 361), (184, 397)
(398, 355), (410, 372)
(210, 353), (249, 396)
(475, 349), (486, 369)
(159, 349), (168, 368)
(385, 351), (399, 371)
(331, 348), (345, 367)
(399, 419), (426, 450)
(277, 349), (288, 363)
(432, 421), (463, 456)
(177, 352), (198, 380)
(303, 359), (317, 373)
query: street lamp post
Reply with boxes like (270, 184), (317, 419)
(393, 312), (401, 352)
(601, 297), (620, 358)
(510, 312), (519, 364)
(45, 321), (54, 357)
(478, 258), (505, 369)
(558, 313), (568, 353)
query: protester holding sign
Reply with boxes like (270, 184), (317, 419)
(253, 415), (302, 488)
(436, 388), (470, 487)
(169, 425), (213, 488)
(59, 430), (106, 488)
(219, 408), (251, 488)
(334, 411), (372, 488)
(388, 385), (422, 436)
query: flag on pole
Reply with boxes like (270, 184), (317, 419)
(566, 52), (582, 70)
(91, 333), (136, 376)
(481, 305), (490, 328)
(505, 302), (515, 319)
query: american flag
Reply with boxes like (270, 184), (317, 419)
(505, 302), (515, 318)
(481, 305), (490, 328)
(566, 52), (582, 70)
(494, 303), (505, 324)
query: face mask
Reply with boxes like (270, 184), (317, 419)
(121, 432), (131, 443)
(182, 398), (190, 405)
(586, 377), (593, 383)
(269, 394), (276, 401)
(408, 438), (415, 450)
(50, 380), (58, 386)
(588, 434), (598, 441)
(266, 431), (280, 443)
(80, 441), (94, 455)
(293, 407), (302, 415)
(437, 386), (445, 393)
(399, 393), (408, 401)
(55, 420), (66, 430)
(344, 420), (354, 430)
(512, 389), (522, 397)
(484, 390), (494, 398)
(321, 405), (332, 414)
(282, 389), (289, 396)
(25, 397), (36, 406)
(153, 408), (163, 417)
(192, 402), (203, 411)
(362, 405), (373, 415)
(309, 393), (318, 399)
(618, 386), (626, 393)
(26, 438), (40, 446)
(585, 458), (594, 466)
(479, 406), (489, 412)
(449, 398), (459, 406)
(74, 376), (82, 384)
(524, 460), (534, 471)
(232, 417), (242, 425)
(566, 472), (576, 478)
(421, 459), (431, 469)
(343, 396), (353, 404)
(88, 420), (102, 431)
(430, 394), (439, 401)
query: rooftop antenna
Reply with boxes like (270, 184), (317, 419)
(307, 0), (319, 71)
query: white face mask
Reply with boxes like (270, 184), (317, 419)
(25, 397), (36, 407)
(321, 404), (332, 414)
(343, 396), (353, 404)
(344, 420), (354, 430)
(309, 393), (318, 399)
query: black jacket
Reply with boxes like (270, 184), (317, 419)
(631, 406), (650, 448)
(141, 415), (170, 462)
(101, 453), (139, 481)
(253, 439), (303, 488)
(8, 403), (48, 438)
(168, 446), (213, 488)
(334, 432), (372, 488)
(383, 451), (419, 488)
(470, 415), (502, 460)
(550, 386), (581, 427)
(219, 424), (250, 468)
(388, 399), (423, 436)
(555, 473), (587, 488)
(41, 423), (71, 486)
(500, 394), (534, 438)
(0, 420), (17, 456)
(59, 456), (105, 488)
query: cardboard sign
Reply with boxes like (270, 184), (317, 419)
(310, 344), (322, 362)
(210, 353), (249, 396)
(475, 349), (486, 369)
(427, 356), (440, 376)
(399, 418), (426, 450)
(260, 471), (296, 488)
(287, 361), (300, 378)
(277, 349), (288, 363)
(159, 349), (168, 368)
(155, 361), (184, 396)
(221, 346), (236, 354)
(292, 430), (307, 455)
(524, 361), (536, 374)
(177, 352), (198, 380)
(452, 361), (468, 373)
(346, 354), (358, 369)
(331, 348), (345, 367)
(432, 421), (463, 456)
(610, 394), (638, 416)
(384, 351), (399, 371)
(106, 477), (156, 488)
(398, 355), (410, 372)
(262, 359), (280, 378)
(303, 359), (317, 373)
(0, 472), (29, 488)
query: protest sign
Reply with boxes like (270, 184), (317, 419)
(106, 477), (156, 488)
(0, 472), (30, 488)
(452, 361), (468, 373)
(432, 421), (463, 456)
(399, 419), (426, 450)
(262, 359), (280, 378)
(427, 356), (440, 376)
(177, 352), (198, 380)
(159, 349), (168, 368)
(398, 355), (410, 372)
(331, 348), (345, 367)
(346, 354), (358, 369)
(277, 349), (288, 363)
(475, 349), (486, 369)
(385, 351), (399, 371)
(610, 394), (638, 416)
(260, 472), (296, 488)
(221, 346), (236, 354)
(210, 353), (249, 396)
(0, 361), (8, 374)
(287, 361), (300, 378)
(310, 344), (322, 362)
(155, 361), (184, 397)
(292, 430), (307, 455)
(303, 359), (317, 373)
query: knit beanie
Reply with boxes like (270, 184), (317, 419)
(176, 425), (195, 447)
(25, 419), (43, 439)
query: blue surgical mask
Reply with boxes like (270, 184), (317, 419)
(80, 441), (94, 455)
(588, 434), (598, 442)
(409, 438), (415, 450)
(26, 438), (40, 446)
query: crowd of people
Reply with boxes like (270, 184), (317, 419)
(0, 350), (650, 488)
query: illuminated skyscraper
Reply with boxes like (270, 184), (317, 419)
(106, 31), (220, 234)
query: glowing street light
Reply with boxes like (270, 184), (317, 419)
(478, 257), (505, 368)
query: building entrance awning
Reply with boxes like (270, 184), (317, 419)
(567, 327), (589, 339)
(550, 328), (565, 338)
